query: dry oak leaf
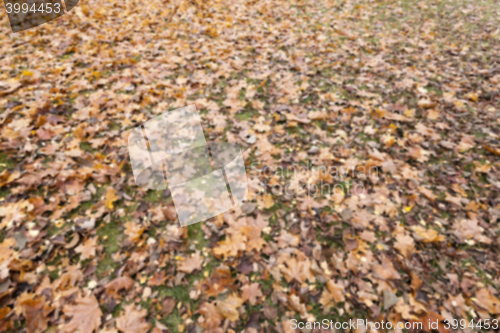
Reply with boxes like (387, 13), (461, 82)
(177, 251), (204, 273)
(15, 293), (53, 333)
(418, 186), (436, 201)
(216, 294), (244, 322)
(326, 280), (346, 303)
(411, 226), (445, 243)
(288, 294), (308, 318)
(105, 276), (134, 298)
(372, 257), (401, 280)
(276, 230), (300, 248)
(417, 98), (436, 109)
(75, 237), (98, 260)
(104, 187), (119, 210)
(116, 304), (151, 333)
(455, 135), (475, 153)
(320, 290), (336, 312)
(393, 233), (415, 257)
(241, 283), (263, 305)
(308, 110), (328, 120)
(472, 288), (500, 314)
(63, 295), (102, 333)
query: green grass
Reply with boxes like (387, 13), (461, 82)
(0, 152), (15, 172)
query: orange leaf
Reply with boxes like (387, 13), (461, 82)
(105, 187), (119, 210)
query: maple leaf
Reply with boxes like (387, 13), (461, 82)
(241, 283), (263, 305)
(148, 270), (168, 287)
(63, 295), (102, 333)
(213, 232), (246, 259)
(241, 225), (265, 252)
(279, 255), (314, 283)
(177, 251), (204, 273)
(393, 233), (415, 257)
(116, 304), (151, 333)
(75, 237), (97, 260)
(216, 294), (243, 322)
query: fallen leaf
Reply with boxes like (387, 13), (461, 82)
(241, 283), (263, 305)
(15, 293), (52, 333)
(63, 295), (102, 333)
(75, 237), (97, 260)
(116, 304), (151, 333)
(177, 251), (204, 273)
(105, 187), (119, 210)
(216, 295), (243, 321)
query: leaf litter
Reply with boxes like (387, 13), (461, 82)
(0, 0), (499, 332)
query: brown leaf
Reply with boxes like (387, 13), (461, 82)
(326, 280), (346, 303)
(472, 288), (500, 314)
(116, 304), (151, 333)
(148, 270), (168, 287)
(394, 233), (415, 257)
(216, 294), (243, 321)
(418, 186), (436, 201)
(15, 293), (52, 333)
(75, 237), (97, 260)
(160, 298), (175, 317)
(63, 295), (102, 333)
(241, 283), (263, 305)
(105, 276), (134, 298)
(411, 226), (445, 243)
(372, 257), (401, 280)
(124, 222), (144, 243)
(199, 302), (223, 331)
(177, 251), (204, 274)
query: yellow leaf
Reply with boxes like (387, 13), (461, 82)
(105, 187), (118, 210)
(22, 70), (33, 77)
(263, 194), (274, 209)
(465, 92), (479, 102)
(403, 108), (415, 118)
(427, 109), (440, 120)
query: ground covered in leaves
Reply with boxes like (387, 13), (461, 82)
(1, 0), (500, 332)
